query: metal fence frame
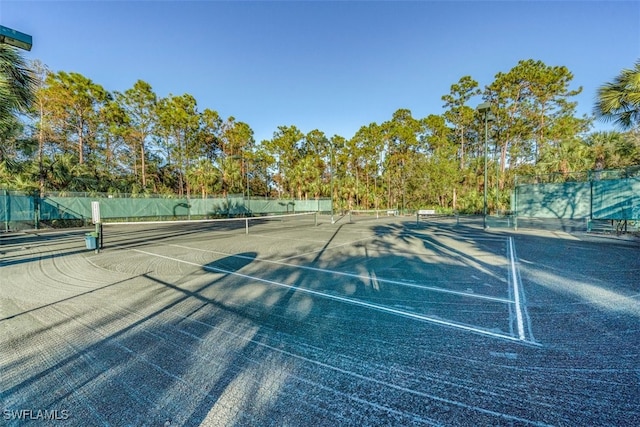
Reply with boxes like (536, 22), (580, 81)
(1, 190), (332, 232)
(512, 166), (640, 232)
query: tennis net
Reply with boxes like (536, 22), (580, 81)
(348, 209), (400, 222)
(99, 212), (320, 247)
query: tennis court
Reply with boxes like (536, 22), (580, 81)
(1, 214), (638, 426)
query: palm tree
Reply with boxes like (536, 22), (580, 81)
(0, 44), (36, 133)
(186, 159), (219, 199)
(594, 60), (640, 130)
(536, 138), (591, 180)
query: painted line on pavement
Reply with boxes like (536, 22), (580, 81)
(509, 237), (526, 341)
(132, 247), (538, 345)
(170, 244), (512, 304)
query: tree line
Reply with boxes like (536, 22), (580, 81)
(2, 47), (639, 214)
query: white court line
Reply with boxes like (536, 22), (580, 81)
(170, 244), (512, 304)
(508, 237), (525, 341)
(127, 294), (551, 425)
(131, 247), (536, 344)
(275, 236), (377, 262)
(398, 231), (507, 242)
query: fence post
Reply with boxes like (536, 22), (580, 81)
(33, 190), (40, 230)
(589, 170), (593, 225)
(2, 189), (8, 232)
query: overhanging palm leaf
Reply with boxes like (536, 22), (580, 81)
(594, 60), (640, 130)
(0, 44), (36, 129)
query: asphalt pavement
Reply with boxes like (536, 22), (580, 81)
(1, 215), (638, 426)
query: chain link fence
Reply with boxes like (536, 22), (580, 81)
(1, 190), (332, 231)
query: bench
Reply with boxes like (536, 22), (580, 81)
(417, 209), (436, 216)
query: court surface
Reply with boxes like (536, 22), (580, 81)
(1, 214), (639, 426)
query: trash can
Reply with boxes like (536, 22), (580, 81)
(85, 232), (98, 250)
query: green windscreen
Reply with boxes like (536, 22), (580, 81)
(514, 175), (640, 220)
(1, 190), (332, 230)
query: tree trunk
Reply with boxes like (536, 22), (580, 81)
(453, 187), (457, 210)
(78, 129), (84, 164)
(140, 141), (146, 188)
(459, 127), (465, 170)
(38, 108), (45, 196)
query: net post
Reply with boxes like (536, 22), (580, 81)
(416, 212), (419, 225)
(315, 212), (318, 226)
(91, 201), (101, 254)
(95, 222), (100, 254)
(245, 217), (249, 234)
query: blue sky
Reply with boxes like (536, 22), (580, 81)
(2, 1), (639, 143)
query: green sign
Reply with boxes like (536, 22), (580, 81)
(0, 25), (32, 51)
